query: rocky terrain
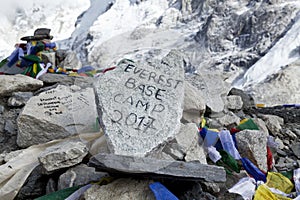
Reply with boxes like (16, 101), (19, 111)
(0, 51), (299, 200)
(0, 0), (300, 200)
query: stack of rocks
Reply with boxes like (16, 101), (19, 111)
(0, 51), (299, 199)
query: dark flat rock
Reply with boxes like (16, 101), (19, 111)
(88, 153), (226, 182)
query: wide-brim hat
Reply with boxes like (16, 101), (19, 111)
(20, 28), (53, 41)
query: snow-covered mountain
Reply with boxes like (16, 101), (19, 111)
(1, 0), (300, 106)
(0, 0), (89, 60)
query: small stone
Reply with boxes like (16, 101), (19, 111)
(7, 92), (33, 107)
(40, 51), (56, 65)
(4, 120), (16, 135)
(284, 145), (290, 151)
(84, 178), (155, 200)
(226, 95), (243, 110)
(283, 140), (290, 146)
(60, 51), (82, 70)
(0, 153), (6, 164)
(39, 140), (88, 172)
(276, 149), (287, 157)
(202, 181), (220, 194)
(182, 82), (206, 123)
(175, 123), (207, 163)
(180, 182), (217, 200)
(290, 143), (300, 159)
(216, 111), (240, 127)
(162, 142), (185, 160)
(285, 157), (295, 163)
(252, 118), (269, 136)
(285, 162), (296, 170)
(58, 164), (109, 190)
(260, 114), (284, 136)
(0, 105), (4, 114)
(46, 178), (57, 194)
(228, 88), (255, 109)
(284, 129), (297, 140)
(275, 137), (284, 149)
(292, 128), (300, 137)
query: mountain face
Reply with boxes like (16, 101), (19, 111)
(1, 0), (300, 105)
(70, 0), (300, 106)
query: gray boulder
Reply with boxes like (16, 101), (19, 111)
(0, 105), (4, 114)
(89, 153), (226, 182)
(215, 111), (240, 128)
(4, 119), (17, 135)
(39, 73), (94, 88)
(7, 92), (33, 107)
(38, 140), (88, 172)
(94, 51), (185, 156)
(236, 130), (268, 172)
(60, 51), (82, 70)
(58, 164), (109, 190)
(252, 118), (269, 136)
(175, 123), (207, 163)
(0, 74), (43, 97)
(182, 82), (206, 124)
(185, 73), (230, 113)
(40, 52), (56, 65)
(17, 84), (98, 147)
(260, 114), (284, 136)
(228, 88), (255, 109)
(226, 95), (243, 110)
(290, 143), (300, 159)
(84, 178), (155, 200)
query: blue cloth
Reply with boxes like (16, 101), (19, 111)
(7, 48), (24, 67)
(241, 157), (266, 182)
(77, 66), (95, 74)
(199, 127), (207, 139)
(44, 42), (56, 49)
(204, 129), (219, 147)
(232, 133), (238, 150)
(149, 182), (178, 200)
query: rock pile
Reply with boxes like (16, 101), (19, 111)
(0, 52), (299, 200)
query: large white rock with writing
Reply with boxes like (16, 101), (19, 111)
(95, 51), (185, 156)
(17, 85), (98, 147)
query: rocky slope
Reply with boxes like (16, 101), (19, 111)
(0, 0), (300, 199)
(0, 54), (299, 199)
(67, 0), (300, 106)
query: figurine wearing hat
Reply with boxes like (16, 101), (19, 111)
(21, 28), (54, 41)
(0, 28), (56, 77)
